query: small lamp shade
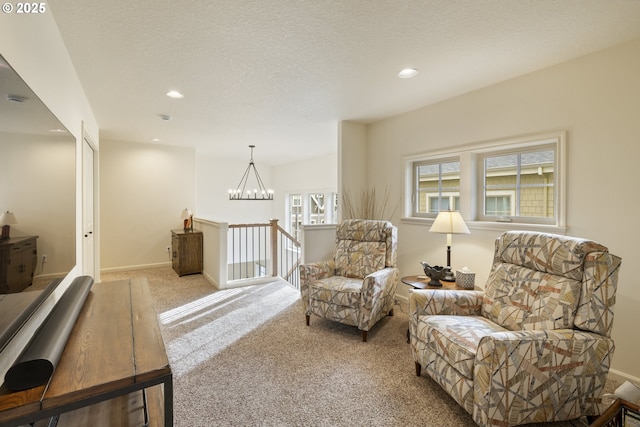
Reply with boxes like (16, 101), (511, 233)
(0, 211), (17, 240)
(429, 210), (470, 235)
(0, 211), (17, 226)
(180, 208), (192, 220)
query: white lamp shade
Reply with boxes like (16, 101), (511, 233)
(429, 210), (470, 234)
(180, 208), (192, 220)
(0, 211), (17, 226)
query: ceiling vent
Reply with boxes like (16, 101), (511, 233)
(5, 94), (28, 103)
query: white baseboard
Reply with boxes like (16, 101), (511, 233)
(100, 262), (171, 274)
(609, 369), (640, 385)
(34, 271), (69, 280)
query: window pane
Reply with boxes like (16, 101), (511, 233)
(440, 161), (460, 191)
(289, 194), (302, 240)
(519, 150), (554, 218)
(483, 149), (554, 219)
(310, 193), (325, 224)
(415, 159), (460, 216)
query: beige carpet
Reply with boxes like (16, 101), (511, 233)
(98, 266), (610, 427)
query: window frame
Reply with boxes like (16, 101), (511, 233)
(478, 142), (557, 225)
(403, 131), (566, 233)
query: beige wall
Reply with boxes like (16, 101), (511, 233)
(0, 135), (75, 277)
(99, 140), (196, 270)
(356, 38), (640, 379)
(338, 121), (368, 221)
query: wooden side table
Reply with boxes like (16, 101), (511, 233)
(171, 229), (203, 276)
(401, 275), (478, 342)
(401, 275), (473, 291)
(0, 236), (38, 293)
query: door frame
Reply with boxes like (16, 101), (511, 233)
(82, 124), (99, 281)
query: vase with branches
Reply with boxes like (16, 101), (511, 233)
(340, 186), (399, 221)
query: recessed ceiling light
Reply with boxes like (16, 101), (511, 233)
(159, 114), (173, 121)
(166, 90), (184, 99)
(151, 138), (160, 142)
(398, 68), (418, 79)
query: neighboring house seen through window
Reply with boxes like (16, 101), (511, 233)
(480, 146), (555, 223)
(413, 159), (461, 216)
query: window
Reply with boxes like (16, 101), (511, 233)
(413, 159), (460, 217)
(286, 192), (337, 241)
(480, 147), (555, 223)
(289, 194), (303, 241)
(405, 132), (565, 229)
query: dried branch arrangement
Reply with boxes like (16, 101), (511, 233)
(340, 187), (399, 221)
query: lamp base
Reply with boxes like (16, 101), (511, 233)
(1, 225), (10, 240)
(442, 270), (456, 282)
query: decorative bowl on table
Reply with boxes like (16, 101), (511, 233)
(420, 262), (450, 287)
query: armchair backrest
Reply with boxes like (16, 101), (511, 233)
(334, 219), (397, 279)
(482, 231), (621, 336)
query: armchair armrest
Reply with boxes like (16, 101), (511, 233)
(473, 329), (615, 426)
(359, 267), (400, 330)
(409, 290), (483, 348)
(362, 267), (399, 301)
(409, 289), (484, 317)
(300, 260), (335, 286)
(299, 260), (335, 311)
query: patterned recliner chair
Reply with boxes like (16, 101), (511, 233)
(409, 231), (621, 426)
(299, 219), (399, 342)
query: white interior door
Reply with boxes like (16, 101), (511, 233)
(82, 138), (95, 277)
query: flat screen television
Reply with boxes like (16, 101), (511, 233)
(0, 54), (76, 380)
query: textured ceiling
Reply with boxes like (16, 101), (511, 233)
(46, 0), (640, 165)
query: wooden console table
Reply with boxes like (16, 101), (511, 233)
(0, 278), (173, 426)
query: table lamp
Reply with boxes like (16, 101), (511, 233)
(180, 208), (193, 231)
(429, 210), (470, 282)
(0, 211), (17, 240)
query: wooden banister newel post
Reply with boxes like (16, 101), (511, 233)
(270, 219), (278, 277)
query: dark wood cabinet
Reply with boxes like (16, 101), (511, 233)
(171, 229), (203, 276)
(0, 236), (38, 293)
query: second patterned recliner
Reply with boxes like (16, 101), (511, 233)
(409, 231), (621, 426)
(299, 219), (399, 342)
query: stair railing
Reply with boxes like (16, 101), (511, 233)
(227, 219), (300, 289)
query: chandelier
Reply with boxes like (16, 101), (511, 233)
(228, 145), (274, 200)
